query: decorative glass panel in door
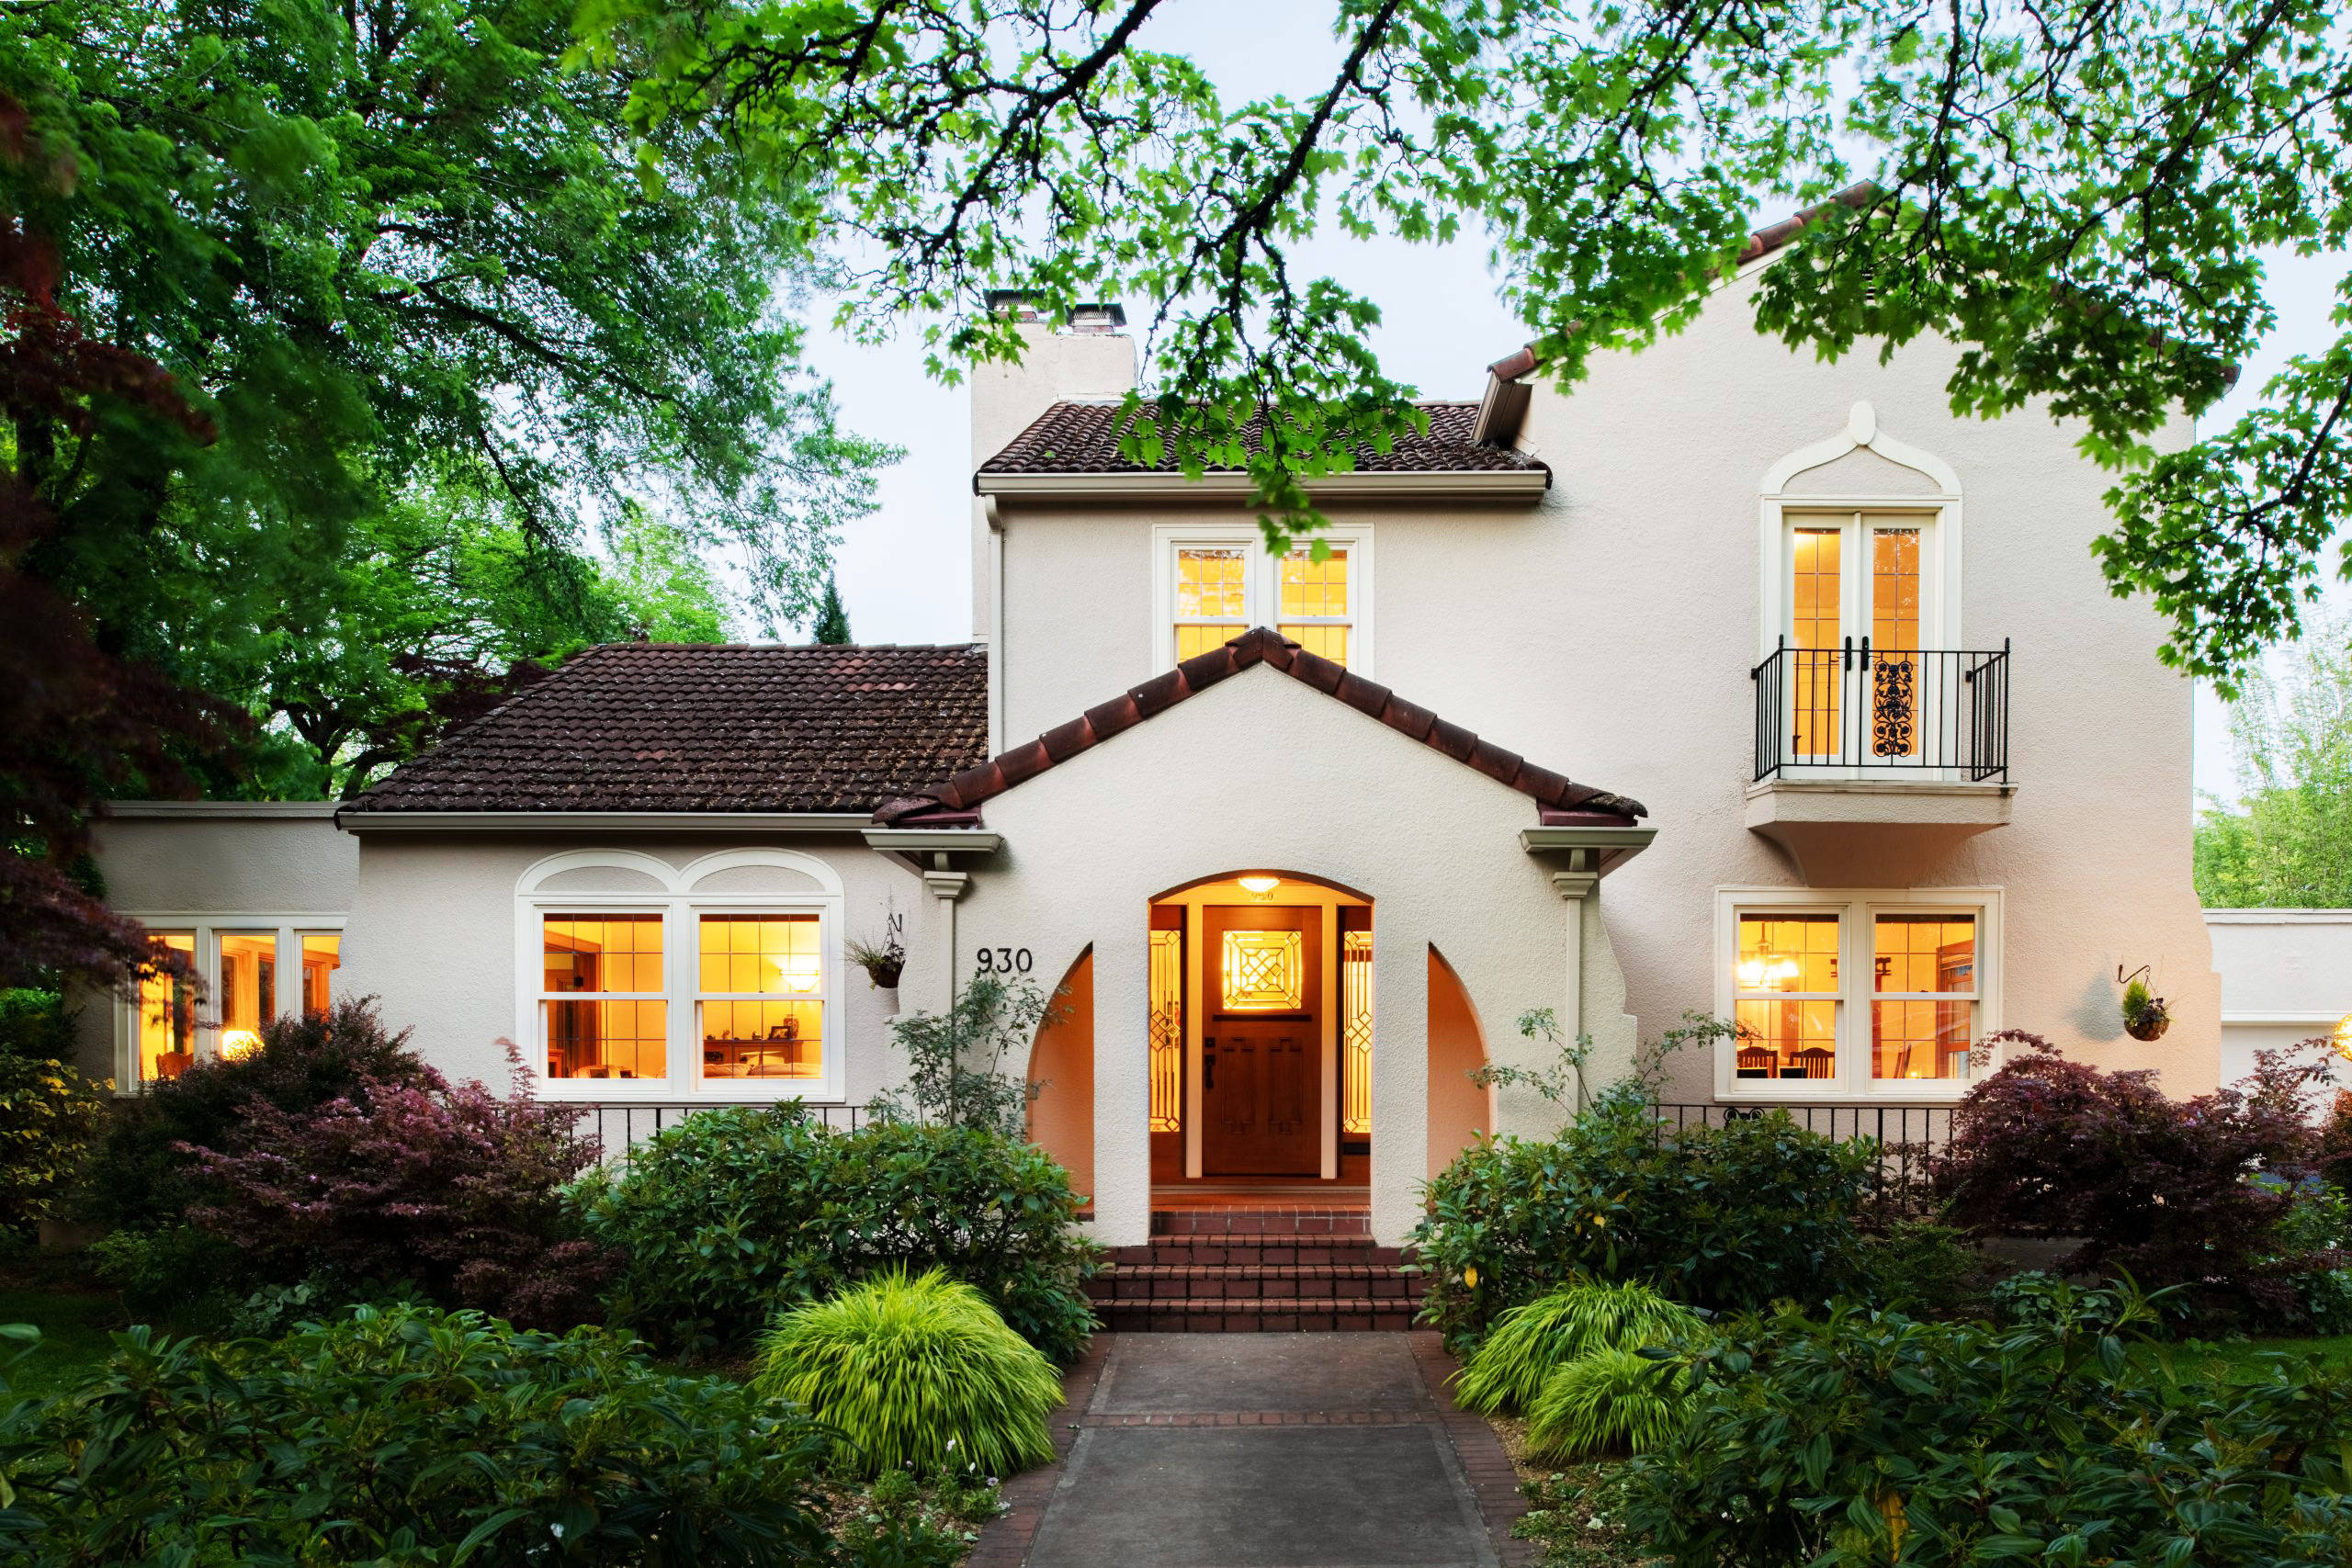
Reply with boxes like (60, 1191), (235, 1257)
(1870, 526), (1923, 759)
(1789, 525), (1842, 758)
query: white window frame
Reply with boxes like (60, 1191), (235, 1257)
(514, 849), (847, 1104)
(1150, 522), (1374, 678)
(110, 915), (349, 1093)
(1712, 886), (2003, 1102)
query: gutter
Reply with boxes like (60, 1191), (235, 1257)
(973, 468), (1550, 501)
(335, 810), (876, 835)
(105, 800), (341, 819)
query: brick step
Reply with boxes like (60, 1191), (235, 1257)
(1149, 1207), (1370, 1237)
(1089, 1264), (1427, 1304)
(1113, 1235), (1406, 1268)
(1101, 1298), (1419, 1332)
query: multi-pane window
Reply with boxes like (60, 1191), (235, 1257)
(1174, 547), (1250, 662)
(541, 915), (667, 1081)
(1278, 548), (1352, 666)
(1871, 913), (1976, 1080)
(1732, 913), (1841, 1079)
(1161, 530), (1370, 673)
(1722, 893), (1995, 1096)
(118, 923), (348, 1089)
(697, 915), (824, 1081)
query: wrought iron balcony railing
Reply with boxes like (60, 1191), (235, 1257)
(1752, 638), (2011, 784)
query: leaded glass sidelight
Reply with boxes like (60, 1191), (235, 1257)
(1148, 929), (1182, 1131)
(1341, 930), (1374, 1134)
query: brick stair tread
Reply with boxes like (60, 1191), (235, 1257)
(1108, 1263), (1415, 1279)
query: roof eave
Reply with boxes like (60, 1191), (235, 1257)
(334, 809), (879, 835)
(972, 468), (1550, 501)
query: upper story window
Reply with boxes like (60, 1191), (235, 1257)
(1156, 525), (1373, 675)
(1714, 886), (1999, 1100)
(516, 850), (846, 1101)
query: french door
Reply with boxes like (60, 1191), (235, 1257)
(1786, 512), (1937, 764)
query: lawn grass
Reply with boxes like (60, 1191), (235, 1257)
(2155, 1334), (2352, 1382)
(0, 1285), (129, 1399)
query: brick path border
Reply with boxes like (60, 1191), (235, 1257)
(967, 1331), (1534, 1567)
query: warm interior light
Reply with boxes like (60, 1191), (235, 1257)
(2334, 1012), (2352, 1065)
(219, 1029), (264, 1060)
(1238, 875), (1281, 896)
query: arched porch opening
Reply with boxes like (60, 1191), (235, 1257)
(1145, 872), (1371, 1206)
(1426, 945), (1494, 1181)
(1025, 947), (1095, 1208)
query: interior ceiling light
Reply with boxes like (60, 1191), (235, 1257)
(1238, 874), (1281, 897)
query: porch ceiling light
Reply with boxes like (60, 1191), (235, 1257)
(1238, 874), (1282, 897)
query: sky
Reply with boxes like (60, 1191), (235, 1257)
(797, 3), (2346, 811)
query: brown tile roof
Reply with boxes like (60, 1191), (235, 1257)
(875, 627), (1644, 827)
(351, 643), (989, 815)
(977, 400), (1550, 479)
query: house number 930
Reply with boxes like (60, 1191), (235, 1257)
(975, 946), (1034, 975)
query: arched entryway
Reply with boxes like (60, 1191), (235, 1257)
(1145, 873), (1372, 1205)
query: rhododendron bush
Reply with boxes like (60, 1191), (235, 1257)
(1935, 1032), (2341, 1327)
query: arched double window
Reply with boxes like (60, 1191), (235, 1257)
(514, 850), (846, 1101)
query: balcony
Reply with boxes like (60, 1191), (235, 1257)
(1747, 639), (2015, 860)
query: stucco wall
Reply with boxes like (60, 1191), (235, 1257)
(951, 662), (1636, 1244)
(1026, 947), (1098, 1204)
(987, 275), (2220, 1098)
(337, 833), (941, 1101)
(1426, 947), (1494, 1181)
(2206, 910), (2352, 1092)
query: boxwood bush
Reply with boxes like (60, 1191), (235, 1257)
(0, 1304), (859, 1566)
(1621, 1280), (2352, 1567)
(582, 1110), (1101, 1361)
(1410, 1091), (1878, 1346)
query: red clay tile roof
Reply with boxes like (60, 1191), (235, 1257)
(978, 400), (1550, 479)
(876, 627), (1644, 827)
(351, 643), (989, 815)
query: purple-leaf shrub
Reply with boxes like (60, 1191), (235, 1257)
(1936, 1031), (2337, 1326)
(182, 1044), (614, 1328)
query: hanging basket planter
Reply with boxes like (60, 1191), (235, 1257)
(2118, 964), (2170, 1042)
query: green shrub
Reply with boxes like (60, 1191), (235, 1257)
(1526, 1347), (1685, 1458)
(0, 988), (76, 1061)
(584, 1111), (1100, 1361)
(1453, 1277), (1705, 1414)
(1854, 1217), (1987, 1315)
(1411, 1091), (1879, 1346)
(0, 1303), (861, 1565)
(85, 1224), (243, 1320)
(753, 1268), (1062, 1480)
(0, 1055), (107, 1234)
(1619, 1283), (2352, 1567)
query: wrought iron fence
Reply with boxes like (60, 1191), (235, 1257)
(563, 1100), (867, 1161)
(1752, 638), (2011, 783)
(1650, 1100), (1953, 1152)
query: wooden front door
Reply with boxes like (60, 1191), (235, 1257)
(1201, 905), (1321, 1176)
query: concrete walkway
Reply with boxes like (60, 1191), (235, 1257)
(973, 1334), (1532, 1568)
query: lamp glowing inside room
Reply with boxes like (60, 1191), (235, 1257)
(2335, 1011), (2352, 1066)
(1238, 874), (1282, 897)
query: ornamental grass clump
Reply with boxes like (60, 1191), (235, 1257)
(1454, 1277), (1705, 1414)
(753, 1268), (1062, 1479)
(1527, 1347), (1685, 1458)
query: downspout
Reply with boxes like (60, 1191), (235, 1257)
(986, 497), (1007, 755)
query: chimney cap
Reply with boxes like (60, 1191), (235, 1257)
(986, 288), (1040, 320)
(1069, 301), (1126, 331)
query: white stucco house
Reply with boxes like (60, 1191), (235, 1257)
(76, 199), (2234, 1252)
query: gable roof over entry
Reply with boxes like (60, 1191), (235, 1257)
(345, 642), (989, 819)
(875, 626), (1644, 829)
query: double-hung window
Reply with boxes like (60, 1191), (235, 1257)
(517, 851), (845, 1101)
(1156, 525), (1372, 675)
(1715, 888), (1998, 1099)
